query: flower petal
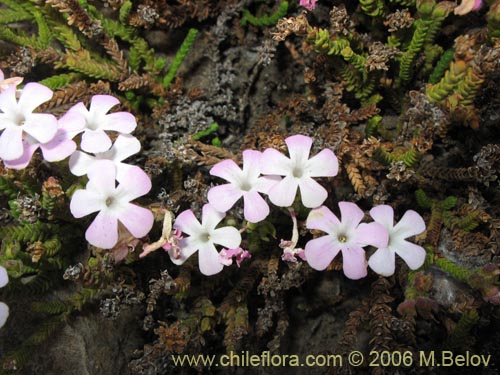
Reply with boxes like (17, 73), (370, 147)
(115, 166), (151, 200)
(341, 246), (367, 280)
(368, 247), (396, 276)
(22, 113), (58, 143)
(89, 95), (119, 115)
(39, 131), (76, 162)
(306, 148), (338, 177)
(260, 148), (292, 176)
(169, 236), (200, 265)
(0, 85), (17, 116)
(57, 111), (86, 135)
(243, 190), (269, 223)
(267, 175), (299, 207)
(298, 176), (328, 208)
(102, 112), (137, 133)
(86, 210), (118, 249)
(0, 302), (9, 328)
(174, 209), (203, 236)
(253, 175), (281, 194)
(207, 184), (242, 213)
(242, 149), (262, 180)
(69, 151), (96, 176)
(202, 204), (225, 231)
(339, 201), (365, 229)
(0, 126), (24, 160)
(18, 83), (53, 113)
(392, 240), (426, 270)
(3, 141), (38, 169)
(285, 134), (312, 165)
(355, 222), (389, 248)
(86, 161), (117, 196)
(118, 203), (154, 238)
(198, 242), (224, 276)
(209, 159), (242, 185)
(306, 205), (340, 233)
(0, 266), (8, 288)
(305, 235), (341, 271)
(106, 134), (141, 161)
(210, 226), (242, 249)
(369, 205), (395, 230)
(81, 129), (112, 153)
(392, 210), (426, 239)
(70, 189), (104, 218)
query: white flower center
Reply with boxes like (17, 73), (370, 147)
(292, 166), (303, 178)
(337, 234), (348, 243)
(105, 196), (116, 208)
(14, 112), (26, 126)
(200, 232), (211, 242)
(239, 181), (252, 192)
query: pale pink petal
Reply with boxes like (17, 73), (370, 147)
(392, 210), (426, 239)
(285, 134), (312, 165)
(115, 163), (136, 182)
(242, 149), (262, 179)
(202, 204), (225, 231)
(81, 129), (112, 153)
(306, 149), (338, 177)
(341, 246), (367, 280)
(210, 159), (242, 185)
(339, 202), (365, 229)
(22, 113), (58, 143)
(0, 86), (17, 115)
(57, 111), (86, 135)
(355, 222), (389, 248)
(18, 83), (53, 113)
(86, 210), (118, 249)
(102, 112), (137, 133)
(253, 175), (281, 194)
(66, 102), (88, 117)
(0, 266), (8, 287)
(69, 151), (96, 176)
(369, 205), (395, 230)
(118, 203), (154, 238)
(243, 190), (269, 223)
(0, 70), (3, 81)
(70, 189), (104, 218)
(115, 166), (151, 201)
(3, 141), (38, 169)
(198, 242), (224, 276)
(174, 209), (203, 236)
(86, 161), (117, 195)
(305, 235), (340, 270)
(306, 205), (340, 233)
(210, 226), (242, 249)
(89, 95), (119, 115)
(368, 247), (395, 276)
(169, 236), (199, 265)
(298, 176), (328, 208)
(207, 184), (243, 212)
(267, 175), (299, 207)
(260, 148), (292, 176)
(39, 131), (76, 162)
(0, 126), (24, 160)
(392, 240), (426, 270)
(0, 302), (8, 328)
(108, 134), (141, 161)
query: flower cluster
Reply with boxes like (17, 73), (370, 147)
(0, 70), (153, 250)
(154, 134), (426, 278)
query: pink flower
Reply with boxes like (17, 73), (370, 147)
(0, 83), (58, 162)
(170, 204), (242, 276)
(69, 134), (141, 181)
(368, 205), (426, 276)
(65, 95), (136, 153)
(208, 150), (280, 223)
(454, 0), (482, 15)
(300, 0), (318, 11)
(281, 241), (306, 263)
(0, 69), (23, 92)
(70, 160), (154, 249)
(261, 134), (338, 208)
(219, 247), (251, 267)
(304, 202), (388, 279)
(0, 265), (9, 328)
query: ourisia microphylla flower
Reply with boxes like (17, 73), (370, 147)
(454, 0), (482, 15)
(304, 202), (388, 280)
(70, 160), (154, 249)
(208, 150), (280, 223)
(300, 0), (317, 11)
(367, 205), (426, 276)
(139, 210), (183, 258)
(65, 95), (137, 153)
(0, 265), (9, 328)
(170, 204), (242, 276)
(69, 134), (141, 181)
(0, 69), (23, 92)
(0, 83), (58, 162)
(219, 248), (251, 267)
(260, 134), (338, 208)
(280, 240), (306, 263)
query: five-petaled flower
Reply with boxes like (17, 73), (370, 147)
(70, 160), (154, 249)
(0, 265), (9, 328)
(304, 202), (388, 279)
(65, 95), (137, 153)
(208, 150), (280, 223)
(170, 204), (242, 276)
(367, 205), (426, 276)
(260, 134), (338, 208)
(0, 83), (58, 162)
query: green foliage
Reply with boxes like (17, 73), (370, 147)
(38, 73), (78, 90)
(119, 0), (133, 24)
(415, 189), (433, 209)
(434, 257), (472, 282)
(0, 222), (59, 243)
(426, 60), (467, 103)
(446, 309), (479, 349)
(360, 0), (385, 17)
(241, 1), (288, 27)
(0, 175), (22, 200)
(373, 146), (419, 167)
(163, 28), (199, 90)
(428, 49), (454, 84)
(487, 0), (500, 40)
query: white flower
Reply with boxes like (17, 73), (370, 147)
(0, 265), (9, 328)
(368, 205), (426, 276)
